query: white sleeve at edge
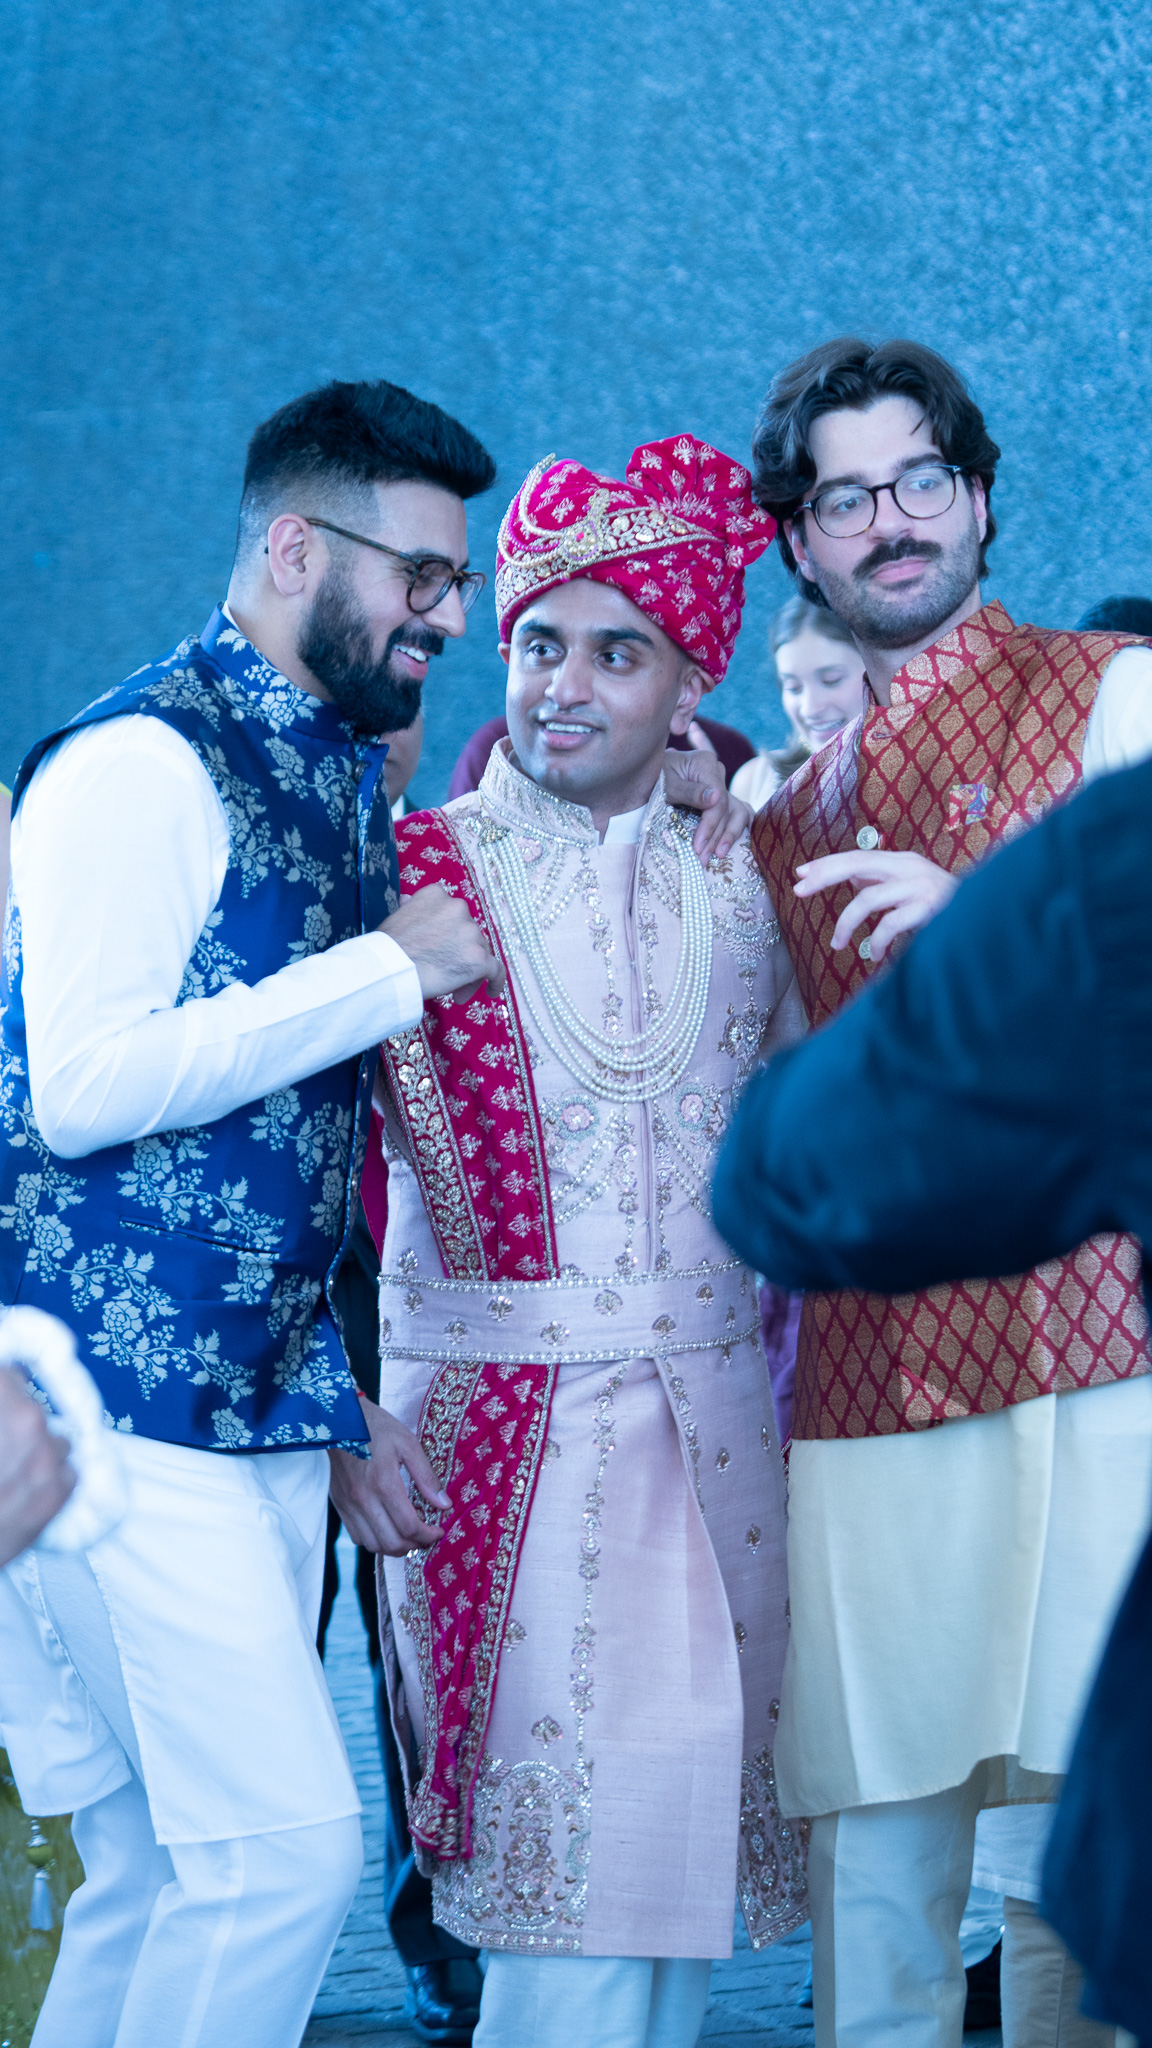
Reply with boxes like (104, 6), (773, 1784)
(12, 717), (424, 1158)
(1082, 646), (1152, 782)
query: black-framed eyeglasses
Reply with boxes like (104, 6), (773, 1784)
(301, 517), (486, 615)
(799, 463), (967, 539)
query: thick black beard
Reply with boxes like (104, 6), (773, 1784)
(811, 527), (983, 651)
(296, 569), (442, 734)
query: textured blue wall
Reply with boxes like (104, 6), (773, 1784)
(5, 1), (1151, 804)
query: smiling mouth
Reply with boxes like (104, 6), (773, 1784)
(395, 642), (431, 669)
(538, 718), (600, 738)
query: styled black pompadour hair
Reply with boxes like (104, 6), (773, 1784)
(235, 378), (496, 560)
(751, 337), (1001, 605)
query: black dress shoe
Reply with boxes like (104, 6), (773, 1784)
(406, 1958), (485, 2044)
(963, 1939), (1003, 2031)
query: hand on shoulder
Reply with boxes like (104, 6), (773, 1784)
(662, 748), (752, 866)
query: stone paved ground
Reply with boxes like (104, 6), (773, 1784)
(307, 1535), (1002, 2047)
(307, 1535), (411, 2041)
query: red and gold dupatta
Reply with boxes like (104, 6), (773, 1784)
(379, 808), (559, 1861)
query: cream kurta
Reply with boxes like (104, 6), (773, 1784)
(378, 743), (803, 1959)
(779, 1377), (1152, 1818)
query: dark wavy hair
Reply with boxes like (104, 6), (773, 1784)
(751, 338), (1001, 605)
(1076, 594), (1152, 635)
(235, 378), (496, 565)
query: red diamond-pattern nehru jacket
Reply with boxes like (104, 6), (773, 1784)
(752, 601), (1150, 1440)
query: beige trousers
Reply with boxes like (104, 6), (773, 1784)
(1002, 1897), (1132, 2048)
(809, 1767), (1118, 2048)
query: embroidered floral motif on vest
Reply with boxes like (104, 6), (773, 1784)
(752, 603), (1150, 1439)
(0, 611), (396, 1452)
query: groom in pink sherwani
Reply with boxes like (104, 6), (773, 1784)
(368, 439), (808, 2048)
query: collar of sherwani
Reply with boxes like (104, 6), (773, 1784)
(476, 735), (671, 849)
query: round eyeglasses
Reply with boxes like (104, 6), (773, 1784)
(800, 463), (967, 539)
(301, 517), (487, 615)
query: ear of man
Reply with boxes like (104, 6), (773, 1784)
(667, 660), (707, 737)
(264, 513), (330, 599)
(781, 516), (826, 607)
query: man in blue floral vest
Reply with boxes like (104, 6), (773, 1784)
(0, 379), (509, 2048)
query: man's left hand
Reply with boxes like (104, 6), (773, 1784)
(793, 850), (959, 959)
(663, 748), (752, 865)
(328, 1397), (451, 1556)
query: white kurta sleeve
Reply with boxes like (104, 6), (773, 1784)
(1081, 645), (1152, 782)
(12, 716), (424, 1158)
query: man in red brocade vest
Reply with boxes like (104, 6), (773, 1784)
(745, 337), (1152, 2048)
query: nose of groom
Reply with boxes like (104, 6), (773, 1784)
(542, 650), (596, 710)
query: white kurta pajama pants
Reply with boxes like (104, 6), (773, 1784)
(780, 1379), (1152, 2048)
(475, 1956), (713, 2048)
(0, 1435), (363, 2048)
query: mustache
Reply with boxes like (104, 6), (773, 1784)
(388, 623), (445, 661)
(853, 537), (944, 581)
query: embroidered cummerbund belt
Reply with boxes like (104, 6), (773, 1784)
(379, 1259), (760, 1367)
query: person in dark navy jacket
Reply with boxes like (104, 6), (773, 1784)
(713, 753), (1152, 2045)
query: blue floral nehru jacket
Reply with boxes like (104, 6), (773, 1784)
(0, 609), (402, 1452)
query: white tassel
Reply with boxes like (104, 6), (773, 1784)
(29, 1866), (53, 1931)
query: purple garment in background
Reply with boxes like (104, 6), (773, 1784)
(447, 715), (509, 800)
(446, 714), (757, 801)
(760, 1281), (803, 1446)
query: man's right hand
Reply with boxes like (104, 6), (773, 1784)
(793, 850), (959, 960)
(379, 884), (506, 1003)
(0, 1367), (75, 1567)
(328, 1397), (450, 1556)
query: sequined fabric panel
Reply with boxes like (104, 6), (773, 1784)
(739, 1709), (811, 1951)
(433, 1750), (591, 1952)
(433, 1361), (627, 1950)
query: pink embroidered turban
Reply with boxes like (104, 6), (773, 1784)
(494, 436), (777, 688)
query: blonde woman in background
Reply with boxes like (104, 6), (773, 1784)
(730, 595), (866, 813)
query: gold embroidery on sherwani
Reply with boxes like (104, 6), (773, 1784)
(384, 1026), (486, 1279)
(381, 743), (806, 1955)
(739, 1703), (812, 1949)
(436, 1362), (627, 1952)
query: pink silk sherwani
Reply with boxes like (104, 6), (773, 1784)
(377, 741), (805, 1959)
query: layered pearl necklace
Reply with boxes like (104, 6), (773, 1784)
(477, 809), (713, 1104)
